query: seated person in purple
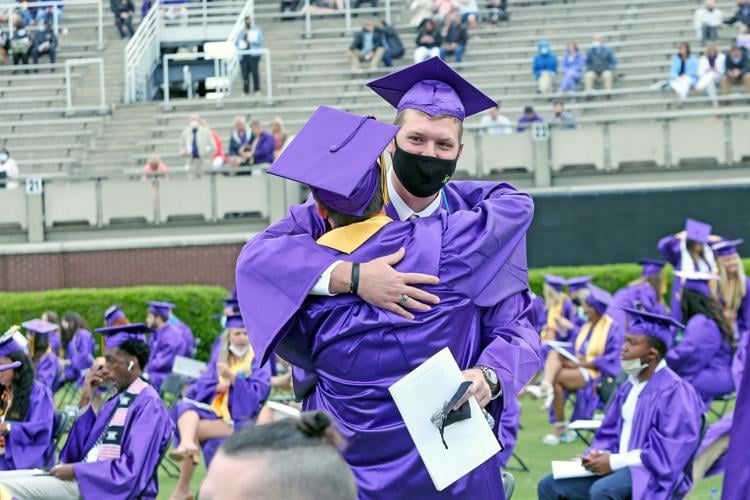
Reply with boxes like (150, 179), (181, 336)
(0, 328), (55, 471)
(539, 275), (578, 347)
(666, 271), (735, 404)
(566, 275), (592, 329)
(145, 301), (186, 390)
(248, 120), (275, 165)
(0, 323), (173, 500)
(516, 105), (543, 132)
(608, 258), (668, 328)
(23, 319), (62, 392)
(168, 314), (271, 499)
(59, 312), (94, 388)
(538, 307), (704, 500)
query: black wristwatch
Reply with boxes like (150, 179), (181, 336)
(476, 365), (502, 400)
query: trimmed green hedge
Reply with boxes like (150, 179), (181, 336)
(0, 286), (228, 361)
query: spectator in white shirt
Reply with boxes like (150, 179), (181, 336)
(694, 0), (723, 46)
(0, 148), (19, 190)
(479, 103), (513, 135)
(696, 44), (727, 106)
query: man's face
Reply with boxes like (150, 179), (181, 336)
(234, 118), (245, 132)
(621, 333), (650, 361)
(146, 312), (158, 330)
(391, 109), (462, 159)
(0, 357), (14, 387)
(731, 47), (742, 58)
(251, 124), (262, 136)
(553, 103), (563, 115)
(363, 21), (373, 31)
(200, 451), (264, 500)
(104, 349), (131, 390)
(489, 107), (499, 119)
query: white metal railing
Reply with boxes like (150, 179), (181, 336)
(123, 0), (160, 103)
(2, 0), (104, 49)
(64, 58), (107, 114)
(302, 0), (391, 38)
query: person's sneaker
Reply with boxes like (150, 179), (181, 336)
(543, 390), (555, 410)
(542, 433), (561, 446)
(560, 430), (578, 443)
(525, 385), (543, 398)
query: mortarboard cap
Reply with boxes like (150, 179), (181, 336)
(268, 106), (397, 216)
(711, 238), (743, 258)
(366, 57), (496, 122)
(104, 305), (127, 327)
(684, 218), (712, 244)
(95, 323), (150, 350)
(674, 270), (718, 297)
(148, 301), (176, 318)
(21, 319), (58, 336)
(0, 327), (24, 358)
(225, 314), (245, 329)
(566, 276), (592, 292)
(586, 285), (613, 315)
(544, 274), (566, 292)
(0, 361), (21, 372)
(638, 258), (667, 278)
(621, 306), (682, 349)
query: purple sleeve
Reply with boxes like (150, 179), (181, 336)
(35, 354), (59, 389)
(145, 327), (183, 376)
(230, 360), (272, 425)
(589, 384), (629, 453)
(255, 134), (275, 163)
(71, 330), (94, 375)
(738, 279), (750, 336)
(591, 320), (624, 378)
(59, 406), (98, 463)
(657, 235), (681, 267)
(666, 315), (720, 376)
(733, 331), (749, 390)
(5, 384), (55, 469)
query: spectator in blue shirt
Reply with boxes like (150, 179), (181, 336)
(533, 39), (557, 95)
(236, 16), (264, 96)
(669, 42), (699, 101)
(584, 34), (617, 92)
(440, 17), (468, 63)
(31, 20), (57, 64)
(347, 21), (385, 70)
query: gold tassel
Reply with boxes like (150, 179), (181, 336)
(379, 153), (389, 206)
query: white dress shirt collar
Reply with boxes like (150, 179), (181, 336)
(387, 170), (443, 221)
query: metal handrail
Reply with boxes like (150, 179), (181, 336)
(2, 0), (104, 49)
(123, 0), (160, 103)
(302, 0), (391, 38)
(64, 58), (107, 114)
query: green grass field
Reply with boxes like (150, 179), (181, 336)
(156, 396), (730, 499)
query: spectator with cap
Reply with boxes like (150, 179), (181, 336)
(694, 0), (723, 45)
(440, 16), (468, 63)
(516, 105), (543, 132)
(696, 43), (726, 106)
(347, 20), (386, 70)
(480, 101), (513, 135)
(0, 148), (19, 189)
(228, 116), (254, 173)
(236, 16), (264, 96)
(722, 43), (750, 95)
(533, 39), (557, 94)
(413, 18), (441, 63)
(179, 114), (214, 177)
(31, 19), (57, 64)
(584, 34), (617, 92)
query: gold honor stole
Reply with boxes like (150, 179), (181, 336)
(210, 350), (254, 422)
(574, 314), (613, 379)
(316, 213), (394, 254)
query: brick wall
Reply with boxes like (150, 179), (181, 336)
(0, 243), (244, 292)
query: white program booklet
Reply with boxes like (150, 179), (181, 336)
(172, 356), (207, 379)
(548, 342), (580, 364)
(552, 459), (596, 480)
(568, 419), (603, 431)
(388, 347), (501, 491)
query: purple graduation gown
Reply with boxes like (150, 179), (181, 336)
(530, 294), (547, 334)
(657, 235), (712, 322)
(62, 329), (94, 387)
(722, 327), (750, 499)
(0, 382), (55, 470)
(666, 314), (734, 404)
(497, 396), (520, 468)
(608, 281), (667, 328)
(35, 351), (61, 392)
(171, 356), (271, 466)
(259, 184), (535, 499)
(590, 367), (704, 500)
(146, 323), (185, 390)
(170, 316), (196, 357)
(60, 383), (173, 499)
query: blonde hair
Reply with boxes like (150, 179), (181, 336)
(717, 254), (747, 311)
(218, 327), (248, 363)
(147, 153), (161, 167)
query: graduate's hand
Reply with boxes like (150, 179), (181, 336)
(555, 317), (573, 330)
(456, 368), (491, 409)
(51, 464), (76, 481)
(581, 450), (612, 475)
(216, 362), (232, 380)
(216, 380), (231, 393)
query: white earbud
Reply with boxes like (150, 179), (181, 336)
(127, 360), (134, 372)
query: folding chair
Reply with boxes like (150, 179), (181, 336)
(52, 408), (76, 453)
(159, 373), (188, 410)
(140, 430), (175, 498)
(505, 452), (530, 473)
(708, 392), (736, 420)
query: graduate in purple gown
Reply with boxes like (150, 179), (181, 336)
(168, 314), (271, 499)
(0, 328), (55, 471)
(608, 259), (668, 328)
(712, 238), (749, 337)
(657, 218), (717, 322)
(23, 319), (61, 392)
(722, 323), (750, 499)
(59, 312), (94, 388)
(497, 396), (521, 468)
(40, 311), (63, 357)
(666, 270), (735, 404)
(566, 276), (592, 330)
(240, 105), (536, 499)
(538, 286), (623, 446)
(536, 275), (578, 370)
(145, 301), (187, 390)
(0, 323), (174, 500)
(169, 313), (196, 358)
(539, 307), (704, 500)
(104, 305), (130, 328)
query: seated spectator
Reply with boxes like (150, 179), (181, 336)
(0, 26), (9, 64)
(584, 34), (617, 92)
(112, 0), (135, 39)
(271, 116), (288, 160)
(34, 0), (63, 29)
(413, 18), (441, 63)
(0, 325), (173, 499)
(228, 116), (253, 172)
(724, 0), (750, 33)
(23, 319), (62, 391)
(248, 120), (275, 166)
(0, 148), (19, 189)
(199, 412), (357, 500)
(201, 118), (226, 169)
(549, 101), (576, 129)
(669, 42), (699, 101)
(440, 16), (468, 63)
(168, 314), (271, 499)
(31, 20), (56, 64)
(408, 0), (433, 27)
(722, 43), (750, 94)
(456, 0), (478, 29)
(9, 24), (32, 66)
(696, 44), (726, 106)
(516, 105), (543, 132)
(378, 19), (403, 66)
(479, 101), (513, 135)
(694, 0), (723, 45)
(347, 20), (385, 70)
(559, 41), (584, 93)
(533, 39), (557, 94)
(179, 114), (214, 177)
(141, 153), (169, 181)
(537, 308), (704, 500)
(486, 0), (509, 25)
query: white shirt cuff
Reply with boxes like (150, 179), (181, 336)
(309, 261), (343, 296)
(609, 449), (643, 471)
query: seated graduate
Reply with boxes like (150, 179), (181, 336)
(164, 303), (196, 358)
(59, 312), (95, 388)
(145, 301), (188, 390)
(712, 238), (749, 336)
(0, 327), (55, 471)
(104, 305), (130, 327)
(540, 274), (578, 348)
(23, 319), (62, 392)
(168, 314), (271, 500)
(538, 307), (704, 500)
(210, 296), (241, 363)
(666, 270), (735, 404)
(566, 276), (592, 329)
(0, 323), (173, 500)
(536, 286), (623, 446)
(608, 259), (668, 327)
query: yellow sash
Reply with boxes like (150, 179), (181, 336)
(574, 314), (613, 379)
(210, 350), (254, 422)
(316, 213), (393, 254)
(542, 301), (563, 341)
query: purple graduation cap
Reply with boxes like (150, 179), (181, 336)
(638, 258), (667, 278)
(586, 285), (613, 315)
(566, 276), (592, 292)
(674, 270), (718, 297)
(147, 301), (176, 318)
(543, 274), (566, 292)
(366, 57), (496, 122)
(222, 297), (239, 313)
(225, 314), (245, 329)
(268, 106), (398, 216)
(711, 238), (743, 258)
(684, 218), (712, 244)
(621, 306), (683, 349)
(95, 323), (150, 350)
(21, 319), (58, 337)
(104, 305), (127, 327)
(0, 328), (24, 358)
(0, 361), (21, 372)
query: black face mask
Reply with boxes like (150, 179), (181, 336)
(392, 142), (458, 198)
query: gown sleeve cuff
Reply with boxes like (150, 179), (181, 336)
(309, 261), (343, 296)
(609, 449), (643, 471)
